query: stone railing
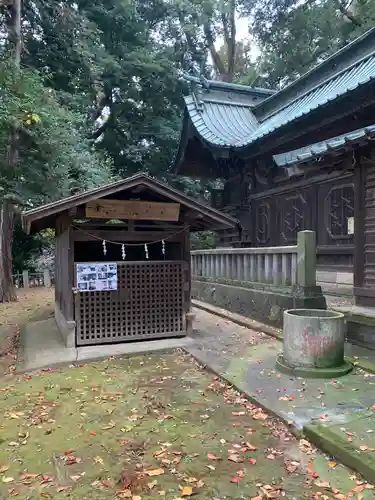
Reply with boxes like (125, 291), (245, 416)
(192, 230), (316, 288)
(190, 231), (325, 327)
(13, 269), (54, 289)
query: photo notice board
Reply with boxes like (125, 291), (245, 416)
(76, 263), (118, 292)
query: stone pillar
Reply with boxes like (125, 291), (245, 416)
(44, 269), (52, 288)
(297, 230), (316, 287)
(292, 231), (326, 310)
(22, 270), (29, 289)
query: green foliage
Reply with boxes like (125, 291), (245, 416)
(12, 220), (53, 273)
(0, 60), (113, 205)
(191, 231), (217, 249)
(243, 0), (375, 87)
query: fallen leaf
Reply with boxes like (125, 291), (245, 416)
(328, 461), (337, 468)
(132, 496), (142, 500)
(146, 469), (164, 477)
(315, 480), (331, 488)
(245, 443), (257, 451)
(20, 473), (39, 480)
(351, 485), (365, 493)
(207, 452), (220, 460)
(181, 486), (193, 496)
(2, 477), (14, 483)
(101, 421), (116, 430)
(230, 476), (241, 483)
(228, 454), (243, 463)
(117, 490), (132, 498)
(206, 465), (215, 471)
(89, 431), (97, 436)
(56, 487), (71, 492)
(251, 497), (262, 500)
(360, 445), (369, 451)
(248, 458), (257, 465)
(148, 480), (157, 489)
(232, 411), (246, 416)
(253, 412), (268, 421)
(0, 466), (9, 473)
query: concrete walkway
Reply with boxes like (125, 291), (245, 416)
(18, 318), (193, 372)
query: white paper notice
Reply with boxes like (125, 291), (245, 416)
(76, 263), (118, 292)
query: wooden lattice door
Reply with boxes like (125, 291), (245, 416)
(75, 261), (185, 346)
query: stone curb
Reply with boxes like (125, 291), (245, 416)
(192, 299), (375, 375)
(304, 423), (375, 484)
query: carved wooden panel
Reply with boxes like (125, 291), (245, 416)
(280, 193), (307, 244)
(75, 261), (185, 346)
(325, 184), (354, 239)
(85, 199), (180, 221)
(255, 201), (270, 245)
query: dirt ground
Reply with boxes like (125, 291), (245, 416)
(0, 288), (54, 378)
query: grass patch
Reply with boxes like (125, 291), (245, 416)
(0, 352), (371, 499)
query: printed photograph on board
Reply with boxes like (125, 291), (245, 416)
(76, 263), (118, 291)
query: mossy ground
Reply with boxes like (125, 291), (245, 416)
(0, 353), (373, 499)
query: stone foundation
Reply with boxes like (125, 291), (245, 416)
(192, 279), (327, 328)
(54, 303), (76, 348)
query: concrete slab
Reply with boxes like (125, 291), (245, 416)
(18, 318), (194, 372)
(19, 318), (76, 372)
(189, 308), (375, 430)
(76, 337), (194, 362)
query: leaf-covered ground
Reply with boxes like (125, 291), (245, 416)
(0, 353), (373, 499)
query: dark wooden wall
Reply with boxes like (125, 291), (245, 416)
(354, 149), (375, 305)
(216, 165), (355, 272)
(55, 215), (74, 321)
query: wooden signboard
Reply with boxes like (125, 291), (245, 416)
(85, 199), (180, 221)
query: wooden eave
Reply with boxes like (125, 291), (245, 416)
(22, 173), (241, 235)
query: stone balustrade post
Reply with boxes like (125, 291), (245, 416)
(296, 230), (317, 287)
(44, 269), (52, 288)
(22, 270), (29, 289)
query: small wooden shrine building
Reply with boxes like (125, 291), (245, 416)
(22, 173), (239, 348)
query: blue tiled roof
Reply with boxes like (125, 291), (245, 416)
(185, 30), (375, 149)
(273, 124), (375, 167)
(184, 94), (259, 147)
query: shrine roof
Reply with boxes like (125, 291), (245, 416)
(177, 27), (375, 155)
(22, 173), (240, 234)
(273, 124), (375, 168)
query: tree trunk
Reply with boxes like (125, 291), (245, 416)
(0, 0), (22, 302)
(0, 201), (16, 302)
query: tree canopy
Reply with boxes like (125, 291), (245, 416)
(1, 0), (375, 296)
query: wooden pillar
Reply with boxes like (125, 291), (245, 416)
(182, 227), (194, 334)
(353, 152), (365, 304)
